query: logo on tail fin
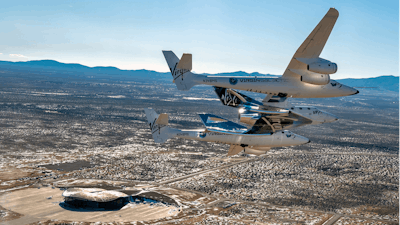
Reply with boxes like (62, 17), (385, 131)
(149, 118), (166, 135)
(171, 66), (190, 81)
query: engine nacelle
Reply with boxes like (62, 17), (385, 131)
(307, 61), (337, 74)
(239, 113), (259, 126)
(301, 74), (330, 85)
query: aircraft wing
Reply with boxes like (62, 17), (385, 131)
(198, 113), (248, 133)
(212, 88), (315, 133)
(282, 8), (339, 79)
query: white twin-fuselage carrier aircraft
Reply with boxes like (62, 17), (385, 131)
(145, 8), (356, 156)
(163, 8), (358, 98)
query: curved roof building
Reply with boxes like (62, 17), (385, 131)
(63, 188), (130, 210)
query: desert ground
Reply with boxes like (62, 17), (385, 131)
(0, 74), (398, 224)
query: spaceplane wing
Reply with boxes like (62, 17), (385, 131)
(213, 87), (338, 133)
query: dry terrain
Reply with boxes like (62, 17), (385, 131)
(0, 74), (398, 224)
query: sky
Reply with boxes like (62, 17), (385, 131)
(0, 0), (398, 79)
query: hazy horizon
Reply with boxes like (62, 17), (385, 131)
(1, 58), (398, 80)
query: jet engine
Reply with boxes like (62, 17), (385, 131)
(301, 74), (330, 85)
(307, 60), (337, 74)
(294, 58), (337, 85)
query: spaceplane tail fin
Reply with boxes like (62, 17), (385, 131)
(162, 50), (197, 91)
(144, 108), (176, 143)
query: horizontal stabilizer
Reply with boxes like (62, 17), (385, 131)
(228, 145), (244, 156)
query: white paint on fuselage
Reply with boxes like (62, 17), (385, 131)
(172, 129), (309, 147)
(291, 106), (338, 124)
(194, 74), (358, 98)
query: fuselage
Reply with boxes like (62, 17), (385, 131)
(172, 128), (309, 147)
(290, 106), (338, 124)
(194, 75), (358, 98)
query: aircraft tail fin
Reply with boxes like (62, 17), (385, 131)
(162, 51), (180, 74)
(144, 108), (176, 143)
(162, 50), (197, 91)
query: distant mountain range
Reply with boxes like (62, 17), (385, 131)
(338, 76), (398, 93)
(0, 60), (398, 92)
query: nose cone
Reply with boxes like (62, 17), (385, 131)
(293, 134), (310, 146)
(342, 84), (359, 96)
(323, 112), (339, 123)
